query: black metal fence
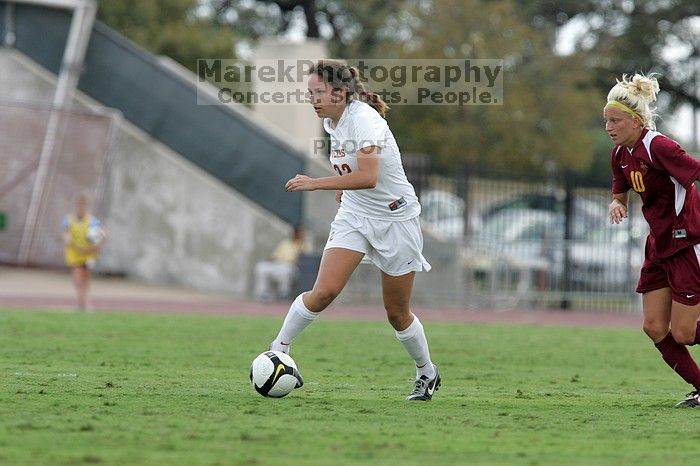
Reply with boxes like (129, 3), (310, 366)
(404, 154), (645, 312)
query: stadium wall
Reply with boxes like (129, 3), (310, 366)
(5, 3), (304, 226)
(0, 48), (292, 296)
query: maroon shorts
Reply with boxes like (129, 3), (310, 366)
(637, 244), (700, 305)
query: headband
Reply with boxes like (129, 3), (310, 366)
(606, 100), (642, 121)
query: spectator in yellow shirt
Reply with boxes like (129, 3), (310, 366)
(62, 193), (107, 310)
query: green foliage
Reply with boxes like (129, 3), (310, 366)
(521, 0), (700, 111)
(96, 0), (696, 175)
(208, 0), (428, 57)
(97, 0), (235, 72)
(384, 0), (601, 177)
(576, 128), (622, 186)
(3, 309), (700, 465)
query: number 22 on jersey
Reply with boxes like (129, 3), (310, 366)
(334, 164), (352, 176)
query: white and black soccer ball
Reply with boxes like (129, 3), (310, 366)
(250, 351), (300, 398)
(86, 226), (105, 244)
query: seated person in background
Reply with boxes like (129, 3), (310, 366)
(254, 227), (307, 302)
(63, 193), (107, 310)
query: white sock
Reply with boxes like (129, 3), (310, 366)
(395, 314), (435, 379)
(270, 293), (319, 353)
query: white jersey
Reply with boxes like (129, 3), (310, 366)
(323, 100), (421, 221)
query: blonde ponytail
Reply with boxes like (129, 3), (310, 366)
(606, 73), (660, 130)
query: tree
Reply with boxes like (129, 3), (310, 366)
(384, 0), (601, 178)
(205, 0), (604, 177)
(205, 0), (427, 57)
(520, 0), (700, 112)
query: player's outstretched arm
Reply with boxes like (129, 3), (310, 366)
(285, 146), (380, 192)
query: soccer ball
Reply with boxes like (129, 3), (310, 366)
(86, 226), (105, 244)
(250, 351), (300, 398)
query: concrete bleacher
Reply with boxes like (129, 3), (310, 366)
(0, 3), (310, 297)
(0, 2), (472, 308)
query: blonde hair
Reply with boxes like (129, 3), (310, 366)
(309, 59), (390, 117)
(75, 192), (90, 205)
(606, 73), (660, 130)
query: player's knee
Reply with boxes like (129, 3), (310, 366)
(671, 326), (696, 346)
(387, 314), (407, 330)
(642, 320), (668, 341)
(309, 286), (339, 309)
(385, 305), (410, 330)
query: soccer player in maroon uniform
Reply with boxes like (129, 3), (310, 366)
(605, 74), (700, 407)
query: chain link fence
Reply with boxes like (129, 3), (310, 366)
(0, 101), (117, 266)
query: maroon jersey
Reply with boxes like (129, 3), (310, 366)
(611, 129), (700, 259)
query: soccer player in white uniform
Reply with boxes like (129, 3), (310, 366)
(269, 59), (440, 401)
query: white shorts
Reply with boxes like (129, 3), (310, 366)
(324, 210), (432, 276)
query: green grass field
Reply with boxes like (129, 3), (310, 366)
(2, 309), (700, 466)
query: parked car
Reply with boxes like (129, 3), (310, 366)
(569, 218), (647, 291)
(466, 208), (566, 280)
(421, 189), (607, 243)
(420, 190), (466, 240)
(464, 207), (646, 293)
(472, 191), (606, 240)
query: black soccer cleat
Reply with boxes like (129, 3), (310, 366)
(293, 366), (304, 389)
(406, 364), (441, 401)
(674, 390), (700, 408)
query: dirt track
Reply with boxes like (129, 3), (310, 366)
(0, 266), (641, 329)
